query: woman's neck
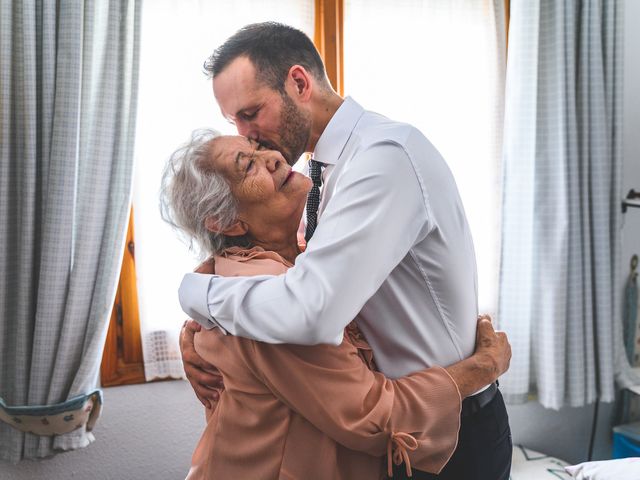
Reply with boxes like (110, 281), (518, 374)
(251, 233), (301, 264)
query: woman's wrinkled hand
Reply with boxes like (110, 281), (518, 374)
(180, 319), (225, 409)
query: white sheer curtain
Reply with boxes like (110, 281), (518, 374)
(344, 0), (507, 315)
(133, 1), (314, 380)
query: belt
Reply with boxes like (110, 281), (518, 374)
(461, 382), (498, 417)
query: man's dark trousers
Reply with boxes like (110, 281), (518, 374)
(392, 388), (512, 480)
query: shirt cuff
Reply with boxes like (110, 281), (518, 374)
(179, 273), (227, 334)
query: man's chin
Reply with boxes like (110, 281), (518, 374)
(261, 141), (288, 162)
(262, 141), (300, 166)
(280, 150), (297, 166)
(285, 154), (298, 166)
(288, 148), (308, 165)
(281, 149), (299, 166)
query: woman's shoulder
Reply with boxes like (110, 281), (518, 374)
(214, 247), (292, 277)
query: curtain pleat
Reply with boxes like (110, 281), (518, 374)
(499, 0), (626, 409)
(0, 0), (141, 462)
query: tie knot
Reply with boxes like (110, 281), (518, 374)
(309, 159), (323, 186)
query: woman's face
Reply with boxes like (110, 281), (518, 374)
(208, 135), (312, 237)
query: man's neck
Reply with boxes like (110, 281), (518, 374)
(307, 92), (344, 152)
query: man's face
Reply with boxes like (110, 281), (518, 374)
(213, 56), (311, 166)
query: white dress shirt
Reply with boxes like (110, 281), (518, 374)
(179, 97), (479, 379)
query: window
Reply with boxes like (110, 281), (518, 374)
(343, 0), (507, 314)
(102, 0), (339, 385)
(103, 0), (508, 385)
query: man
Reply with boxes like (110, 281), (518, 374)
(179, 22), (512, 479)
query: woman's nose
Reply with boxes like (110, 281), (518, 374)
(264, 154), (281, 172)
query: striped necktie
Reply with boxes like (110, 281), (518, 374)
(305, 159), (323, 241)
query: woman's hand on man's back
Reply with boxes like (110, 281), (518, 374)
(180, 319), (225, 409)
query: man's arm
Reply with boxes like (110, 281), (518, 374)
(179, 142), (428, 344)
(445, 316), (511, 398)
(181, 313), (510, 411)
(239, 331), (461, 475)
(233, 315), (510, 475)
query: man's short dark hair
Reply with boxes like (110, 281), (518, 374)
(204, 22), (328, 92)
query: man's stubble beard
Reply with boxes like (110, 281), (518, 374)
(277, 93), (311, 166)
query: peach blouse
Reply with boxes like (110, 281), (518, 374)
(185, 247), (461, 480)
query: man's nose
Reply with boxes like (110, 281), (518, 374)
(235, 121), (256, 140)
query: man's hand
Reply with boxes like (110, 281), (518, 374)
(180, 319), (224, 409)
(445, 315), (511, 398)
(473, 314), (511, 380)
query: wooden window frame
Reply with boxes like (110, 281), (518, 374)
(315, 0), (344, 96)
(101, 3), (346, 387)
(101, 208), (145, 386)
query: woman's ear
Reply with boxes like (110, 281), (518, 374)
(205, 217), (248, 237)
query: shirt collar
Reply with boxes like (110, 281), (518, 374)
(312, 96), (364, 166)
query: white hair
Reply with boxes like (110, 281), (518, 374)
(159, 128), (249, 257)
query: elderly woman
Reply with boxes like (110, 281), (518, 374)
(160, 129), (507, 479)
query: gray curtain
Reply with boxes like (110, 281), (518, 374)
(498, 0), (624, 409)
(0, 0), (141, 462)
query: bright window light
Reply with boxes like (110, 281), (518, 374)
(344, 0), (506, 315)
(132, 1), (314, 379)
